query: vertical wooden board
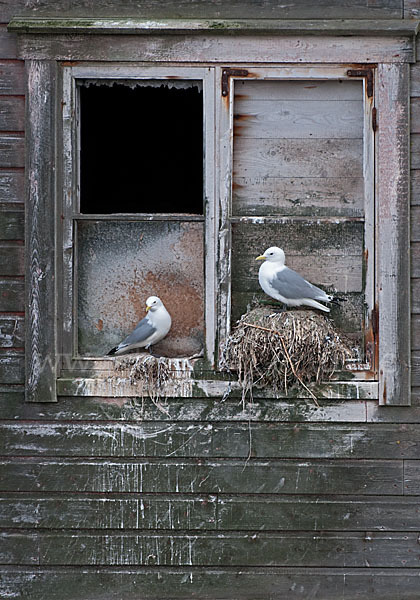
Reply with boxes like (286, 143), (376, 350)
(25, 60), (57, 402)
(377, 63), (411, 405)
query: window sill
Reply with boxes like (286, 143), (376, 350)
(56, 375), (378, 400)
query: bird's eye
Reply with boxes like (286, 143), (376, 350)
(269, 252), (273, 255)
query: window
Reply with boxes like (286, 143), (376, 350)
(59, 66), (216, 386)
(16, 24), (411, 404)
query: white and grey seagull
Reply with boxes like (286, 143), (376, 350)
(256, 246), (338, 313)
(107, 296), (171, 355)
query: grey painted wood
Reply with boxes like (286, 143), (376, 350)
(404, 0), (420, 19)
(2, 530), (419, 567)
(25, 60), (57, 402)
(0, 244), (23, 275)
(0, 316), (24, 348)
(234, 138), (363, 178)
(0, 135), (24, 168)
(0, 25), (17, 59)
(14, 34), (415, 63)
(0, 457), (403, 494)
(0, 172), (24, 204)
(0, 493), (217, 530)
(0, 421), (419, 459)
(232, 176), (365, 217)
(377, 62), (411, 405)
(1, 493), (418, 531)
(0, 353), (24, 383)
(0, 60), (25, 94)
(0, 279), (23, 311)
(0, 395), (368, 422)
(2, 0), (405, 21)
(2, 566), (420, 600)
(0, 96), (24, 131)
(0, 208), (24, 239)
(412, 279), (420, 313)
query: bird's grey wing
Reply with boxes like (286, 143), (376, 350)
(120, 317), (157, 347)
(271, 267), (325, 300)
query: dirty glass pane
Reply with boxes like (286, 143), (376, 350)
(77, 220), (204, 357)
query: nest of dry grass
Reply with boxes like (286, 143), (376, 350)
(114, 354), (171, 400)
(220, 306), (355, 403)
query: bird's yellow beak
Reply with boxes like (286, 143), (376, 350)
(256, 255), (266, 261)
(145, 306), (150, 312)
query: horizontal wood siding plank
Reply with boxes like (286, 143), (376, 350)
(0, 96), (24, 131)
(0, 494), (217, 530)
(0, 0), (404, 21)
(232, 176), (365, 217)
(0, 458), (403, 494)
(1, 493), (417, 532)
(0, 353), (24, 384)
(0, 396), (368, 422)
(404, 460), (420, 494)
(1, 422), (419, 459)
(234, 138), (363, 179)
(0, 135), (24, 168)
(0, 244), (23, 275)
(235, 79), (363, 102)
(410, 171), (420, 205)
(0, 208), (24, 239)
(1, 531), (419, 568)
(0, 172), (24, 203)
(0, 26), (17, 60)
(16, 34), (414, 63)
(411, 206), (420, 240)
(413, 314), (420, 350)
(234, 99), (363, 139)
(0, 317), (24, 348)
(0, 61), (24, 94)
(2, 566), (420, 600)
(412, 279), (420, 313)
(411, 243), (420, 276)
(0, 279), (23, 311)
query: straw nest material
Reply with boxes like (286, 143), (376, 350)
(114, 354), (171, 400)
(220, 306), (355, 402)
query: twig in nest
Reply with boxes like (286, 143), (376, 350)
(242, 321), (319, 407)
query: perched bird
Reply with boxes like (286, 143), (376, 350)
(256, 246), (337, 313)
(107, 296), (171, 356)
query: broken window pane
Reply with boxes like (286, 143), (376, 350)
(79, 82), (203, 214)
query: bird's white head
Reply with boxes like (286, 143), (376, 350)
(256, 247), (286, 265)
(145, 296), (163, 313)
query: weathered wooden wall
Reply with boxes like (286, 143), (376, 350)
(1, 0), (420, 598)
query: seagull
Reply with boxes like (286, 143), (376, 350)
(256, 246), (337, 313)
(107, 296), (172, 355)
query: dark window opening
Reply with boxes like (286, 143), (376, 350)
(80, 83), (204, 214)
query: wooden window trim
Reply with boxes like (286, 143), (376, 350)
(21, 38), (411, 404)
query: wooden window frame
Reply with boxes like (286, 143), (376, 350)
(17, 27), (411, 404)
